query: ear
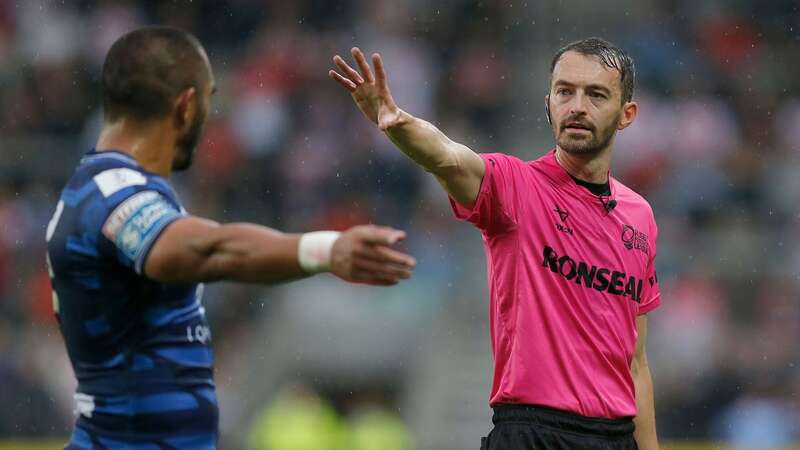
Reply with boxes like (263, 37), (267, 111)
(173, 87), (197, 129)
(618, 101), (638, 130)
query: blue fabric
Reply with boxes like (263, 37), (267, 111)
(48, 150), (218, 446)
(93, 392), (199, 415)
(67, 426), (93, 449)
(155, 347), (213, 368)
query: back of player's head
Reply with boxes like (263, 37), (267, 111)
(102, 26), (210, 122)
(550, 37), (635, 104)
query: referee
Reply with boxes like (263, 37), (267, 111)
(330, 38), (660, 450)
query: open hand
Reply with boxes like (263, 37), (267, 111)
(329, 47), (404, 130)
(330, 225), (416, 286)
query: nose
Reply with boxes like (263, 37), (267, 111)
(567, 91), (589, 116)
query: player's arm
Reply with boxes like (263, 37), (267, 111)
(329, 48), (485, 207)
(144, 217), (415, 286)
(632, 315), (659, 450)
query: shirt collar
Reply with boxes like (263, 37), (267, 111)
(81, 149), (138, 166)
(540, 149), (617, 200)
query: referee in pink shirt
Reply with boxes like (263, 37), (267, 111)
(330, 37), (660, 450)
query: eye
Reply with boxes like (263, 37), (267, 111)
(590, 91), (607, 99)
(556, 87), (571, 96)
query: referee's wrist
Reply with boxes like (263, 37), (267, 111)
(297, 231), (341, 273)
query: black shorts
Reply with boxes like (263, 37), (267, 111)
(480, 404), (638, 450)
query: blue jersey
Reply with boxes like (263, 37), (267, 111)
(47, 150), (217, 449)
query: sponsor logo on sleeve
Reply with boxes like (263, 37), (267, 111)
(102, 191), (179, 262)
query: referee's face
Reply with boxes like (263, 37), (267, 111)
(548, 51), (632, 156)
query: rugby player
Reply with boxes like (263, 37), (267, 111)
(47, 26), (416, 450)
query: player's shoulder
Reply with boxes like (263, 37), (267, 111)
(480, 152), (525, 168)
(612, 179), (651, 206)
(525, 149), (570, 184)
(58, 151), (181, 237)
(479, 151), (548, 173)
(612, 178), (657, 220)
(70, 150), (176, 204)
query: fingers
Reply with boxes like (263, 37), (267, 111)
(357, 225), (406, 246)
(328, 70), (357, 92)
(349, 241), (415, 285)
(333, 55), (364, 84)
(334, 224), (415, 286)
(372, 53), (388, 90)
(351, 271), (399, 286)
(356, 244), (416, 268)
(351, 47), (375, 83)
(352, 257), (413, 281)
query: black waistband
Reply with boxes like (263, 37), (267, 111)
(492, 404), (634, 437)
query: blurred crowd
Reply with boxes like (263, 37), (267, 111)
(0, 0), (799, 448)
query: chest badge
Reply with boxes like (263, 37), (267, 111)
(621, 224), (650, 255)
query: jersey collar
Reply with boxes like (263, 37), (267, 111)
(541, 149), (618, 201)
(81, 149), (139, 166)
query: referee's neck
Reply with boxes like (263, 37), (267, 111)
(554, 146), (612, 184)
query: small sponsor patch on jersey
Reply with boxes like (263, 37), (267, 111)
(102, 191), (180, 263)
(94, 168), (147, 198)
(75, 393), (95, 418)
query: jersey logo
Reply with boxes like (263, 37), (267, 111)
(542, 245), (643, 303)
(553, 205), (573, 235)
(621, 224), (649, 255)
(102, 191), (180, 263)
(94, 168), (147, 198)
(554, 206), (569, 222)
(74, 393), (95, 418)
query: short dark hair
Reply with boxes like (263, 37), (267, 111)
(550, 37), (635, 104)
(102, 26), (209, 121)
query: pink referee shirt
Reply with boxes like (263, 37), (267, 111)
(450, 150), (661, 419)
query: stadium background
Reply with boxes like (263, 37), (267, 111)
(0, 0), (798, 449)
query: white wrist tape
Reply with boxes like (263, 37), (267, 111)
(298, 231), (341, 273)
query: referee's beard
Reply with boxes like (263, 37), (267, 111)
(555, 112), (620, 156)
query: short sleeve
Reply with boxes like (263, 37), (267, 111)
(449, 153), (525, 235)
(638, 222), (661, 315)
(93, 168), (184, 274)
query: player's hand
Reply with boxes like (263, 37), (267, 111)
(329, 47), (404, 130)
(330, 225), (416, 286)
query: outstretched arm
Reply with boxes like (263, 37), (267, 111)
(632, 315), (659, 450)
(329, 48), (485, 207)
(144, 217), (415, 286)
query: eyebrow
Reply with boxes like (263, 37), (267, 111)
(553, 80), (612, 95)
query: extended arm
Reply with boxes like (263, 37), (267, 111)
(330, 48), (485, 207)
(632, 315), (659, 450)
(144, 217), (415, 286)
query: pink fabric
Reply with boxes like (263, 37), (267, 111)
(450, 150), (661, 419)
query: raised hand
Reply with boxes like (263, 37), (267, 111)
(329, 47), (405, 130)
(330, 225), (416, 286)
